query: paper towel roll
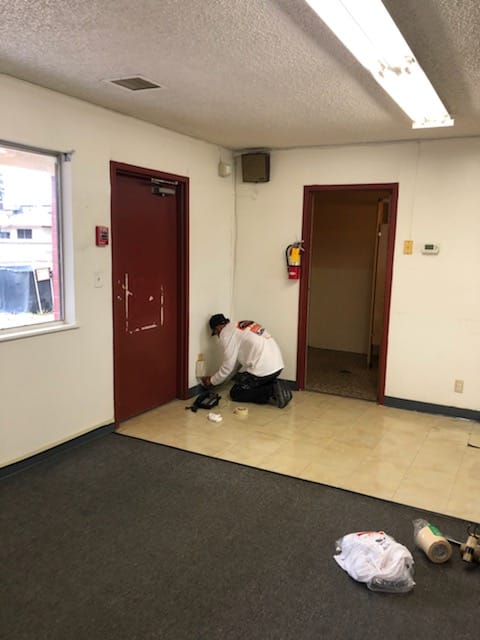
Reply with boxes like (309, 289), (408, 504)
(415, 524), (452, 563)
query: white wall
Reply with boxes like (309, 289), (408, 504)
(0, 75), (235, 467)
(234, 139), (480, 412)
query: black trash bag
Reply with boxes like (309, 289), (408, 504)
(186, 391), (221, 412)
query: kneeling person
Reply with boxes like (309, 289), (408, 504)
(201, 314), (292, 408)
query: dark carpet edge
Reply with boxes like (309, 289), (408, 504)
(0, 423), (115, 481)
(113, 431), (474, 528)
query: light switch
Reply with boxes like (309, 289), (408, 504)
(94, 272), (104, 288)
(403, 240), (413, 254)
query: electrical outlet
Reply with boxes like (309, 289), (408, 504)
(454, 379), (464, 393)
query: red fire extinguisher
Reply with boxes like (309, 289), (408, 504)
(286, 242), (303, 280)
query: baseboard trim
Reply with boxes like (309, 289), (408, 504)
(0, 423), (115, 480)
(384, 396), (480, 421)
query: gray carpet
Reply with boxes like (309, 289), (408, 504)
(0, 433), (478, 640)
(306, 347), (378, 401)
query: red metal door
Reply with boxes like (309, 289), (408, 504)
(111, 170), (179, 422)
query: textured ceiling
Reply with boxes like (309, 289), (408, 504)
(1, 0), (480, 150)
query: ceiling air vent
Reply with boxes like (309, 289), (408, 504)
(108, 76), (162, 91)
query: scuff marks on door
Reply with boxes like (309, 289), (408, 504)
(160, 285), (165, 327)
(121, 273), (162, 334)
(122, 273), (134, 333)
(140, 323), (158, 331)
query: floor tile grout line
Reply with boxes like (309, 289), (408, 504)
(443, 444), (472, 512)
(367, 414), (431, 502)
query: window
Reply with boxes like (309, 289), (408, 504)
(17, 228), (33, 239)
(0, 142), (64, 331)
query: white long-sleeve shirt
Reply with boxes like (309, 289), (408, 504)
(210, 320), (284, 386)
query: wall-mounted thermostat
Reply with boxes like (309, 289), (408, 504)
(421, 243), (439, 255)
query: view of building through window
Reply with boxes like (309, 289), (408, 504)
(0, 144), (62, 330)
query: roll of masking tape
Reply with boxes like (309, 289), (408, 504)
(415, 524), (452, 563)
(234, 407), (249, 418)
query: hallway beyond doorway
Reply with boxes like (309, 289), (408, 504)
(306, 347), (378, 401)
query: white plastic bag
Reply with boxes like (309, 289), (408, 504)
(334, 531), (415, 593)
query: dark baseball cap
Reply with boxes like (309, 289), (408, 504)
(209, 313), (230, 335)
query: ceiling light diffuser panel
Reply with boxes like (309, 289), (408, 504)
(305, 0), (454, 129)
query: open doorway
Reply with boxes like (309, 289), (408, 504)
(297, 184), (398, 403)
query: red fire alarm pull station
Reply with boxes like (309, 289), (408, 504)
(95, 226), (109, 246)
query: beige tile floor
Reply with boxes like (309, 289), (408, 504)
(118, 387), (480, 524)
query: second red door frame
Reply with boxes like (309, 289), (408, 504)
(296, 183), (399, 404)
(110, 160), (190, 407)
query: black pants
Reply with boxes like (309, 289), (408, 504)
(230, 370), (282, 404)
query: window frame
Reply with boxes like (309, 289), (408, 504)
(0, 139), (76, 341)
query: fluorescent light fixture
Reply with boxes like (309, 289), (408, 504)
(305, 0), (454, 129)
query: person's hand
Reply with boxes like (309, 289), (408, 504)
(201, 376), (212, 387)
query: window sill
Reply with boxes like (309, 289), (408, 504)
(0, 321), (79, 343)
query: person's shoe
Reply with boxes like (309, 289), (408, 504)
(286, 383), (292, 402)
(272, 380), (292, 409)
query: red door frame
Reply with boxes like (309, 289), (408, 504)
(296, 183), (399, 404)
(110, 161), (190, 424)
